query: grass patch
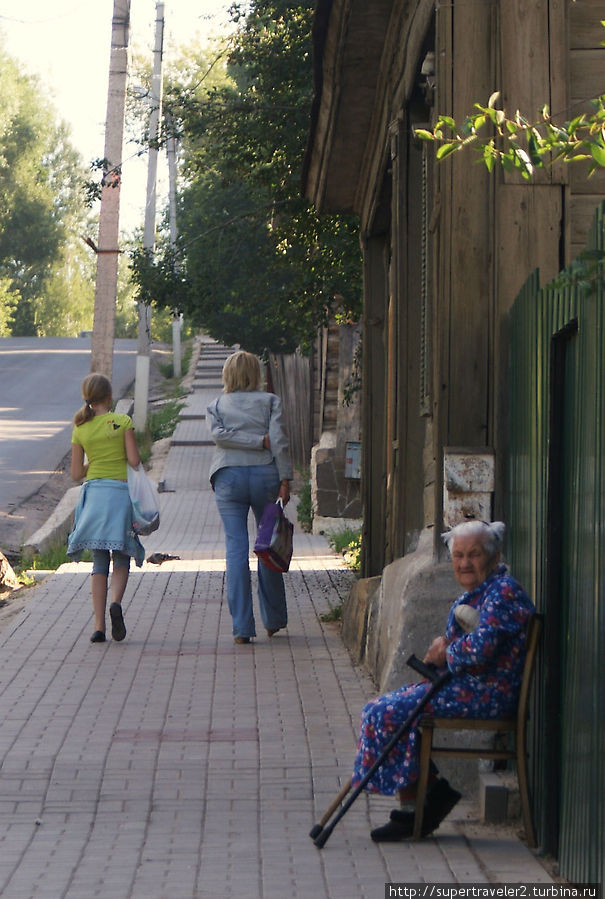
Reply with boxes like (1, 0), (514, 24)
(296, 473), (314, 533)
(136, 431), (153, 466)
(179, 343), (193, 378)
(158, 360), (175, 379)
(157, 343), (193, 386)
(149, 398), (186, 441)
(326, 526), (362, 573)
(320, 604), (343, 623)
(136, 397), (185, 465)
(327, 526), (360, 554)
(18, 542), (92, 574)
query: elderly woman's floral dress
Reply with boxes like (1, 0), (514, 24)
(351, 565), (535, 795)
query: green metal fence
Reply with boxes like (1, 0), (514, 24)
(507, 203), (604, 884)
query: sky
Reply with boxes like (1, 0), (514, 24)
(0, 0), (233, 230)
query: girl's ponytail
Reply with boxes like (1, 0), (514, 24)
(73, 373), (112, 426)
(73, 401), (94, 427)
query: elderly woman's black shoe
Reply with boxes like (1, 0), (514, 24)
(370, 809), (414, 842)
(90, 631), (106, 643)
(370, 779), (461, 842)
(419, 778), (461, 835)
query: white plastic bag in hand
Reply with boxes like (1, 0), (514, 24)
(127, 463), (160, 535)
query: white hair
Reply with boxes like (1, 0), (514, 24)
(441, 520), (505, 558)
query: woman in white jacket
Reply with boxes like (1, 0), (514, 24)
(207, 351), (293, 644)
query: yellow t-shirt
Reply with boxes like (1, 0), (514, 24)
(72, 413), (133, 481)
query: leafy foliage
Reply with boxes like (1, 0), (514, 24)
(19, 541), (75, 572)
(319, 603), (343, 623)
(0, 47), (96, 335)
(135, 396), (186, 465)
(130, 0), (362, 355)
(327, 527), (362, 573)
(296, 473), (314, 533)
(415, 91), (605, 179)
(0, 278), (19, 336)
(548, 247), (605, 295)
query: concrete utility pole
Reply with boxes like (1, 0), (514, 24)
(133, 1), (165, 431)
(90, 0), (131, 379)
(166, 121), (182, 378)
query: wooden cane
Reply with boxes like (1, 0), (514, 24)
(309, 777), (353, 839)
(312, 656), (451, 848)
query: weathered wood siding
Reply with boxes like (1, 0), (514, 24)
(385, 115), (427, 560)
(316, 323), (341, 433)
(361, 234), (389, 577)
(569, 0), (605, 258)
(436, 0), (496, 452)
(268, 352), (312, 472)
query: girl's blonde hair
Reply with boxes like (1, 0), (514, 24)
(74, 373), (112, 426)
(222, 351), (261, 393)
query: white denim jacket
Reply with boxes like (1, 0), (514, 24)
(207, 390), (293, 486)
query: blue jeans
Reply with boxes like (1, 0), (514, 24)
(214, 464), (287, 638)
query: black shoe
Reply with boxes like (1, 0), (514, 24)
(418, 778), (462, 836)
(90, 630), (106, 643)
(109, 603), (126, 642)
(372, 779), (462, 842)
(370, 809), (414, 842)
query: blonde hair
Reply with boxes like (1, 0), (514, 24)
(222, 351), (261, 393)
(74, 373), (112, 426)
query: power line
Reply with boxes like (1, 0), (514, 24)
(0, 3), (85, 27)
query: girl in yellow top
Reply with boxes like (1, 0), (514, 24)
(67, 373), (144, 643)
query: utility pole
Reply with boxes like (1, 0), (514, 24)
(166, 120), (182, 378)
(133, 1), (165, 431)
(90, 0), (131, 380)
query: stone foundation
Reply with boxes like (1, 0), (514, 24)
(311, 431), (362, 523)
(344, 528), (457, 691)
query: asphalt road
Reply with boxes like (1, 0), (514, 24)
(0, 337), (137, 514)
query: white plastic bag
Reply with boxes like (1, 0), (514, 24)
(127, 463), (160, 535)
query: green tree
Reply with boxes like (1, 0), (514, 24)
(0, 278), (19, 336)
(131, 1), (361, 355)
(114, 251), (139, 339)
(0, 48), (94, 335)
(32, 243), (95, 337)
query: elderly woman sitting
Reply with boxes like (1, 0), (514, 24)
(352, 519), (535, 842)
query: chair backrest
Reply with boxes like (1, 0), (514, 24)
(516, 612), (543, 731)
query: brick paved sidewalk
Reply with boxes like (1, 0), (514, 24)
(0, 340), (554, 898)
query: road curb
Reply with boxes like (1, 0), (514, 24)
(22, 485), (81, 558)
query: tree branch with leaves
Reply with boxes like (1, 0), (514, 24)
(415, 91), (605, 179)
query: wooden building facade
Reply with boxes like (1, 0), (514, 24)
(303, 0), (605, 875)
(305, 0), (605, 577)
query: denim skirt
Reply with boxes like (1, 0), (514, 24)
(67, 479), (145, 567)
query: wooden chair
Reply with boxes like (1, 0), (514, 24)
(412, 612), (543, 846)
